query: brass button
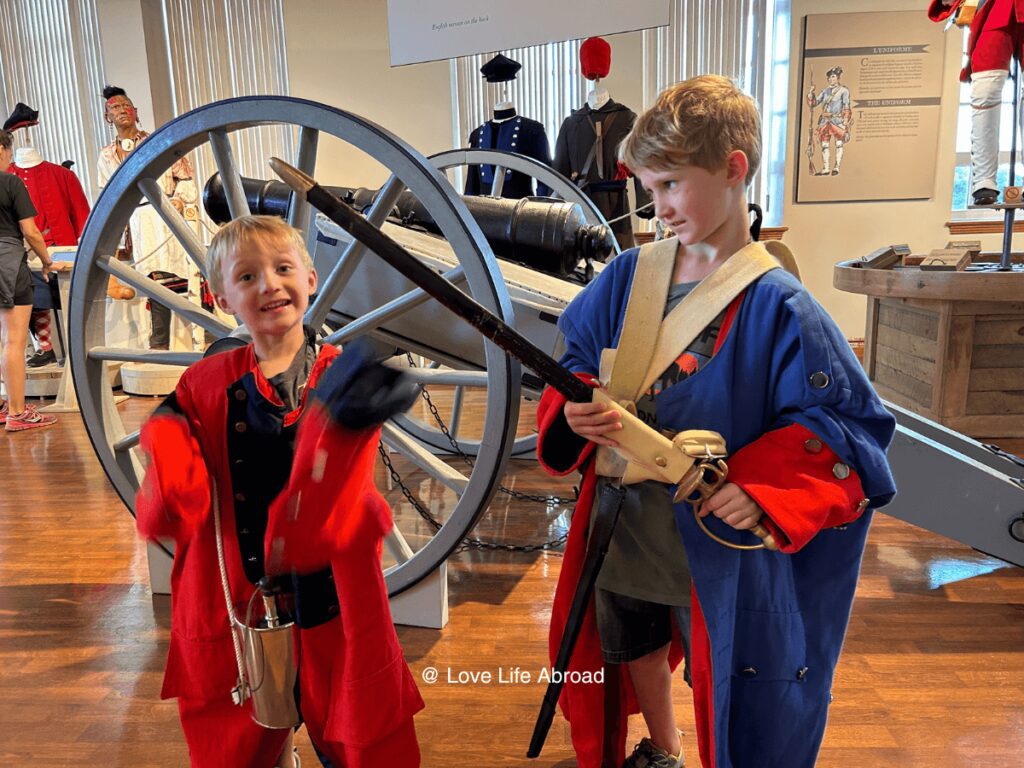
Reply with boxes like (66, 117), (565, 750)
(234, 492), (245, 503)
(833, 462), (850, 480)
(857, 498), (870, 513)
(234, 422), (247, 433)
(796, 666), (809, 681)
(655, 456), (668, 468)
(740, 666), (758, 678)
(240, 528), (249, 535)
(809, 371), (830, 389)
(803, 438), (823, 454)
(234, 389), (247, 401)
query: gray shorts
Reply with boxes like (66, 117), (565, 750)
(0, 238), (32, 308)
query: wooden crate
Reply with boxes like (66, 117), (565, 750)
(865, 297), (1024, 437)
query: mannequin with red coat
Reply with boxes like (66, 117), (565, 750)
(929, 0), (1024, 204)
(3, 103), (90, 366)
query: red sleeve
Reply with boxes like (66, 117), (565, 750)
(725, 423), (869, 553)
(536, 373), (599, 476)
(264, 404), (391, 576)
(135, 413), (211, 542)
(927, 0), (955, 22)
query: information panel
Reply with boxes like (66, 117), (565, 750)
(796, 11), (946, 203)
(386, 0), (670, 66)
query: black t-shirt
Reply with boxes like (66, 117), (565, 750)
(0, 172), (37, 240)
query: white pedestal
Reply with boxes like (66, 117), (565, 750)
(389, 563), (449, 629)
(120, 362), (187, 396)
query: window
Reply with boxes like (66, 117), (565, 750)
(449, 2), (789, 225)
(0, 0), (107, 202)
(642, 0), (788, 226)
(451, 41), (588, 163)
(951, 30), (1020, 213)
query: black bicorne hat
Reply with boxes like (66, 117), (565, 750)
(3, 102), (39, 132)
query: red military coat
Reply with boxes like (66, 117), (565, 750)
(5, 161), (89, 246)
(136, 342), (423, 757)
(929, 0), (1024, 80)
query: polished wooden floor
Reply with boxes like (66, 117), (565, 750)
(1, 392), (1022, 767)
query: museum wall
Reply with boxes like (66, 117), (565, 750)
(785, 0), (987, 337)
(92, 0), (994, 339)
(282, 0), (645, 192)
(95, 0), (155, 141)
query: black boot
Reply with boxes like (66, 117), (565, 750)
(972, 188), (999, 206)
(26, 349), (56, 368)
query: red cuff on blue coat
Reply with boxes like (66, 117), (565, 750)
(536, 373), (599, 476)
(726, 423), (870, 553)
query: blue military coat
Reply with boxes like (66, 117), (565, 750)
(550, 246), (897, 767)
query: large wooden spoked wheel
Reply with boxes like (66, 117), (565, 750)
(70, 96), (521, 595)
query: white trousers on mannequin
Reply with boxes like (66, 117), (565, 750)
(970, 69), (1008, 193)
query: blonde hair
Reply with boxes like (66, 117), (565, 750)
(620, 74), (762, 185)
(206, 215), (313, 294)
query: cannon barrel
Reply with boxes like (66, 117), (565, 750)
(203, 173), (615, 277)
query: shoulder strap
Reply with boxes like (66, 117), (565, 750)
(639, 241), (782, 397)
(603, 237), (677, 400)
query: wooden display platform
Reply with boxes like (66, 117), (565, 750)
(835, 249), (1024, 437)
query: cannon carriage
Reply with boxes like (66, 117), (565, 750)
(70, 95), (618, 597)
(71, 96), (1024, 610)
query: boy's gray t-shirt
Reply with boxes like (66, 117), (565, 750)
(594, 280), (727, 606)
(268, 338), (317, 412)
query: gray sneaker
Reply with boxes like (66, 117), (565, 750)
(622, 737), (684, 768)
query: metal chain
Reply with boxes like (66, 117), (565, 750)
(409, 354), (569, 505)
(377, 443), (569, 553)
(374, 354), (573, 553)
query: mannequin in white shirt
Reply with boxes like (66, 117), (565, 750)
(587, 79), (610, 111)
(14, 145), (43, 169)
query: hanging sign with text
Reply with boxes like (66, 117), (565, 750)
(796, 11), (946, 203)
(386, 0), (669, 66)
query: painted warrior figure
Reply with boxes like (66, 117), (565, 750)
(807, 66), (852, 176)
(97, 85), (199, 350)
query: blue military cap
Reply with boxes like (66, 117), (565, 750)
(480, 54), (521, 83)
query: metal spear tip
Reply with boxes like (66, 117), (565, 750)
(269, 157), (315, 199)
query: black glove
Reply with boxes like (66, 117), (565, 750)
(314, 339), (421, 430)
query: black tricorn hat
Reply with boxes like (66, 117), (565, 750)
(4, 102), (39, 132)
(480, 54), (521, 83)
(826, 66), (843, 78)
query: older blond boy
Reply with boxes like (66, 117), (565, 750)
(136, 215), (422, 767)
(536, 76), (896, 768)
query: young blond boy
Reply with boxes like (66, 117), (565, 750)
(536, 75), (896, 768)
(136, 215), (423, 767)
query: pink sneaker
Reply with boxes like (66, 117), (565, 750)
(0, 400), (7, 426)
(5, 404), (57, 432)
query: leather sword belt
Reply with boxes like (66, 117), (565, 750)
(582, 179), (627, 193)
(269, 567), (340, 629)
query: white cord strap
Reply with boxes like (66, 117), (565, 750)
(211, 478), (250, 705)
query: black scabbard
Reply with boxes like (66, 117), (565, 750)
(526, 481), (626, 759)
